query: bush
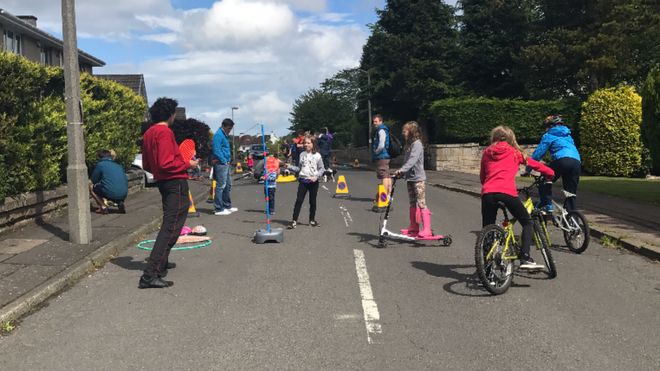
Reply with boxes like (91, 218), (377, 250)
(641, 64), (660, 175)
(580, 86), (643, 177)
(425, 97), (581, 144)
(0, 52), (147, 200)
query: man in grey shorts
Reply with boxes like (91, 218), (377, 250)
(371, 114), (391, 201)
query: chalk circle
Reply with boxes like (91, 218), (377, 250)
(137, 239), (213, 251)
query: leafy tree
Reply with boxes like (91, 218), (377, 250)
(641, 65), (660, 174)
(458, 0), (536, 98)
(171, 118), (212, 159)
(360, 0), (460, 122)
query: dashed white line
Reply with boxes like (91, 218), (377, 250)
(339, 205), (353, 227)
(353, 249), (383, 344)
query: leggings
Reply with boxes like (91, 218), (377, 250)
(481, 193), (533, 260)
(539, 157), (581, 211)
(292, 181), (319, 221)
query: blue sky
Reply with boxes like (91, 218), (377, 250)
(2, 0), (457, 135)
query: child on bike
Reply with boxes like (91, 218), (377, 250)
(480, 126), (555, 270)
(530, 115), (581, 212)
(394, 121), (433, 238)
(287, 134), (325, 229)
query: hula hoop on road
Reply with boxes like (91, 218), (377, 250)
(137, 239), (213, 251)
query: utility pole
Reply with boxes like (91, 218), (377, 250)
(358, 69), (373, 146)
(231, 106), (239, 163)
(62, 0), (91, 244)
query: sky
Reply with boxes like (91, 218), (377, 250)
(1, 0), (458, 135)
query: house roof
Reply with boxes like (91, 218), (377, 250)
(0, 8), (105, 67)
(95, 74), (148, 103)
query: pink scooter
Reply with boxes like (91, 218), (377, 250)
(377, 177), (452, 248)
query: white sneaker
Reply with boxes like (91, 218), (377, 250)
(229, 207), (238, 212)
(214, 209), (232, 216)
(519, 258), (544, 270)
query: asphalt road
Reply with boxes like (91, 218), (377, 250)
(1, 169), (659, 370)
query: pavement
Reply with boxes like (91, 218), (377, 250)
(0, 169), (659, 370)
(425, 170), (660, 261)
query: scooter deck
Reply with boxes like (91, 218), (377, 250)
(414, 235), (447, 241)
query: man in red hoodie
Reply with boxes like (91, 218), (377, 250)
(139, 98), (199, 289)
(480, 126), (554, 270)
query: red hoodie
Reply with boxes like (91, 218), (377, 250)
(142, 123), (189, 181)
(480, 141), (554, 197)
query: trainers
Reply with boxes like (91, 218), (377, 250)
(118, 201), (126, 214)
(214, 209), (232, 216)
(520, 258), (544, 270)
(310, 220), (319, 227)
(229, 207), (238, 212)
(287, 221), (297, 229)
(539, 204), (554, 213)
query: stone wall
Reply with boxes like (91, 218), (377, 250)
(0, 169), (145, 235)
(331, 146), (404, 169)
(428, 143), (538, 174)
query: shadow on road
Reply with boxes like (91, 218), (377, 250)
(411, 261), (530, 297)
(345, 197), (374, 203)
(348, 232), (427, 249)
(110, 256), (148, 271)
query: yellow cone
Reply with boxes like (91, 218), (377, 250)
(188, 190), (199, 217)
(333, 175), (350, 198)
(207, 179), (216, 202)
(235, 162), (243, 174)
(375, 184), (390, 209)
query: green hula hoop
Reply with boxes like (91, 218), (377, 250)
(137, 239), (213, 251)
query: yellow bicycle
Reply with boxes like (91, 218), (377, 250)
(475, 184), (557, 295)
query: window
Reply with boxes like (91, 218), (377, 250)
(3, 30), (21, 55)
(40, 47), (53, 66)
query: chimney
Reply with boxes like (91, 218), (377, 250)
(175, 107), (186, 121)
(17, 15), (37, 27)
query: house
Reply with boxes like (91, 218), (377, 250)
(96, 74), (148, 105)
(0, 9), (104, 73)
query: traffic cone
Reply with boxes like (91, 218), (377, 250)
(207, 179), (216, 203)
(235, 162), (243, 174)
(188, 190), (199, 217)
(333, 175), (350, 198)
(372, 184), (390, 212)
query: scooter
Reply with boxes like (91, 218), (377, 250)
(377, 176), (452, 248)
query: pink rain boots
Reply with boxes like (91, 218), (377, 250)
(417, 208), (433, 238)
(401, 207), (419, 236)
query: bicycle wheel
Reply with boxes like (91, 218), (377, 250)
(563, 211), (590, 254)
(533, 219), (557, 278)
(475, 224), (513, 295)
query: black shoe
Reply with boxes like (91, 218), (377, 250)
(138, 275), (173, 289)
(166, 262), (176, 269)
(287, 221), (297, 229)
(118, 202), (126, 214)
(310, 220), (319, 227)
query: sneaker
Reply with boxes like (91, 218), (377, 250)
(310, 220), (320, 227)
(539, 204), (554, 214)
(214, 209), (232, 216)
(520, 258), (544, 270)
(229, 207), (238, 212)
(287, 221), (297, 229)
(118, 201), (126, 214)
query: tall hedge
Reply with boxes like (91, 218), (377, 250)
(580, 86), (643, 177)
(641, 65), (660, 175)
(0, 52), (146, 200)
(426, 97), (581, 144)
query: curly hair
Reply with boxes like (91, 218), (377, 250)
(149, 97), (178, 124)
(402, 121), (424, 146)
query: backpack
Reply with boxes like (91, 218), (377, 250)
(388, 134), (403, 159)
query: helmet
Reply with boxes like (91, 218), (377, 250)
(543, 115), (564, 127)
(180, 226), (192, 235)
(191, 225), (207, 236)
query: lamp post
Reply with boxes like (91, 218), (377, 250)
(231, 106), (238, 163)
(358, 68), (373, 146)
(62, 0), (91, 244)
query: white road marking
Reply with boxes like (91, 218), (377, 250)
(353, 249), (383, 344)
(339, 205), (353, 227)
(322, 185), (330, 192)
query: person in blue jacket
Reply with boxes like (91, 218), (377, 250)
(89, 149), (128, 214)
(371, 114), (392, 199)
(531, 115), (581, 211)
(212, 118), (238, 216)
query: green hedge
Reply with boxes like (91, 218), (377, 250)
(642, 65), (660, 175)
(425, 97), (581, 144)
(580, 86), (643, 177)
(0, 52), (146, 200)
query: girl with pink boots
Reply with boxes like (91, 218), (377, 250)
(394, 121), (433, 238)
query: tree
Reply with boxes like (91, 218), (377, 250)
(641, 65), (660, 175)
(171, 118), (212, 159)
(360, 0), (460, 122)
(458, 0), (536, 98)
(288, 88), (357, 146)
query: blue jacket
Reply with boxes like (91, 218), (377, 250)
(318, 133), (333, 156)
(212, 128), (231, 164)
(91, 157), (128, 201)
(532, 125), (581, 162)
(372, 124), (390, 160)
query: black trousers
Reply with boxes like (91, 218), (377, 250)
(292, 181), (319, 222)
(481, 193), (533, 259)
(540, 157), (581, 211)
(144, 179), (190, 278)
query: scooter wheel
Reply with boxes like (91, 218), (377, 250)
(442, 236), (452, 247)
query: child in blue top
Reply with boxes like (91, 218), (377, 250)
(531, 115), (581, 211)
